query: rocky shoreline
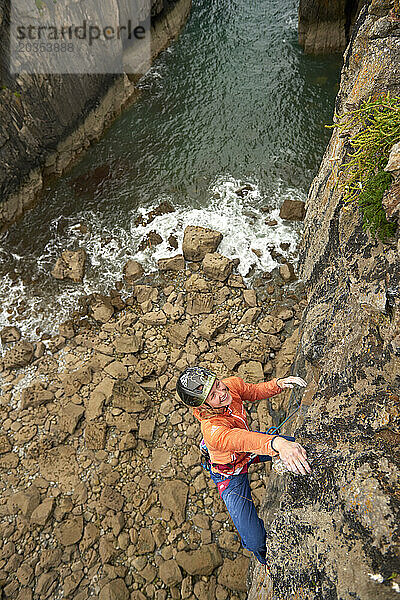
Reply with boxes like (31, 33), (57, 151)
(0, 225), (307, 600)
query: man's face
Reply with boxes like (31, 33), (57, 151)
(204, 379), (232, 409)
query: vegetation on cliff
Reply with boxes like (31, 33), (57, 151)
(330, 94), (400, 240)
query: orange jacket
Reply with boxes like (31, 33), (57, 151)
(193, 377), (282, 476)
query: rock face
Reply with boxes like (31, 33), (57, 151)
(52, 249), (86, 283)
(0, 0), (192, 232)
(298, 0), (362, 54)
(248, 3), (400, 599)
(182, 226), (223, 261)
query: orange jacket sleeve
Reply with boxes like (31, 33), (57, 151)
(202, 421), (279, 457)
(224, 376), (282, 403)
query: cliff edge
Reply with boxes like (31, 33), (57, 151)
(248, 2), (400, 599)
(0, 0), (191, 232)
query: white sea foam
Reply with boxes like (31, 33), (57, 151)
(0, 177), (304, 339)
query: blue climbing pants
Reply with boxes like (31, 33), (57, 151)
(206, 435), (295, 564)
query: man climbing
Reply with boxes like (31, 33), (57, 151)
(176, 366), (311, 565)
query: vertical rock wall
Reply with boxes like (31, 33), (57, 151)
(248, 1), (400, 599)
(298, 0), (364, 53)
(0, 0), (191, 232)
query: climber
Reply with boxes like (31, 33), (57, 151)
(176, 366), (311, 565)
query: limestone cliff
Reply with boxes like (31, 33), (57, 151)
(0, 0), (191, 232)
(248, 2), (400, 599)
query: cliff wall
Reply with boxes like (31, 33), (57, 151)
(0, 0), (191, 232)
(298, 0), (365, 53)
(249, 1), (400, 598)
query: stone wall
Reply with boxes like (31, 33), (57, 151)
(248, 1), (400, 599)
(0, 0), (191, 232)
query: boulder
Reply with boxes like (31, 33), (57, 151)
(141, 311), (167, 326)
(259, 316), (285, 334)
(182, 226), (223, 262)
(197, 314), (229, 340)
(159, 559), (182, 586)
(58, 402), (85, 435)
(90, 295), (114, 323)
(30, 498), (54, 526)
(158, 255), (185, 271)
(136, 528), (155, 554)
(123, 260), (144, 284)
(85, 422), (107, 449)
(112, 380), (150, 412)
(184, 274), (212, 292)
(217, 346), (241, 370)
(7, 486), (40, 518)
(113, 334), (142, 354)
(100, 486), (124, 512)
(279, 198), (305, 221)
(165, 322), (191, 347)
(139, 418), (156, 441)
(218, 556), (249, 592)
(104, 361), (128, 380)
(52, 248), (86, 283)
(54, 516), (83, 546)
(237, 361), (264, 383)
(243, 289), (257, 307)
(279, 263), (296, 282)
(134, 285), (158, 303)
(175, 544), (223, 576)
(2, 340), (34, 370)
(99, 579), (129, 600)
(0, 326), (21, 343)
(159, 480), (188, 525)
(202, 253), (233, 281)
(186, 292), (214, 315)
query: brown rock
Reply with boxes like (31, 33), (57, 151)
(99, 537), (116, 563)
(2, 340), (34, 370)
(243, 289), (257, 307)
(228, 273), (245, 288)
(104, 361), (128, 380)
(136, 528), (155, 554)
(175, 544), (223, 576)
(237, 361), (264, 383)
(55, 516), (83, 546)
(30, 498), (54, 526)
(279, 199), (305, 221)
(100, 486), (124, 511)
(182, 226), (223, 262)
(159, 559), (182, 586)
(52, 249), (86, 282)
(85, 422), (107, 449)
(159, 480), (188, 525)
(80, 523), (99, 552)
(85, 390), (106, 421)
(165, 322), (191, 347)
(184, 274), (212, 292)
(0, 435), (12, 455)
(202, 253), (233, 281)
(186, 292), (214, 315)
(239, 307), (261, 325)
(158, 255), (185, 271)
(35, 571), (58, 597)
(0, 326), (21, 343)
(63, 571), (83, 597)
(218, 556), (249, 592)
(279, 263), (296, 282)
(113, 334), (142, 354)
(119, 432), (137, 451)
(259, 315), (285, 334)
(59, 402), (85, 434)
(112, 380), (150, 412)
(216, 346), (241, 370)
(134, 284), (158, 303)
(123, 260), (144, 284)
(16, 563), (34, 586)
(91, 296), (114, 323)
(99, 578), (129, 600)
(197, 314), (229, 340)
(0, 452), (19, 469)
(139, 418), (156, 441)
(7, 486), (40, 518)
(141, 311), (167, 326)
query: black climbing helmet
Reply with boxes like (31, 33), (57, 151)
(176, 367), (217, 407)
